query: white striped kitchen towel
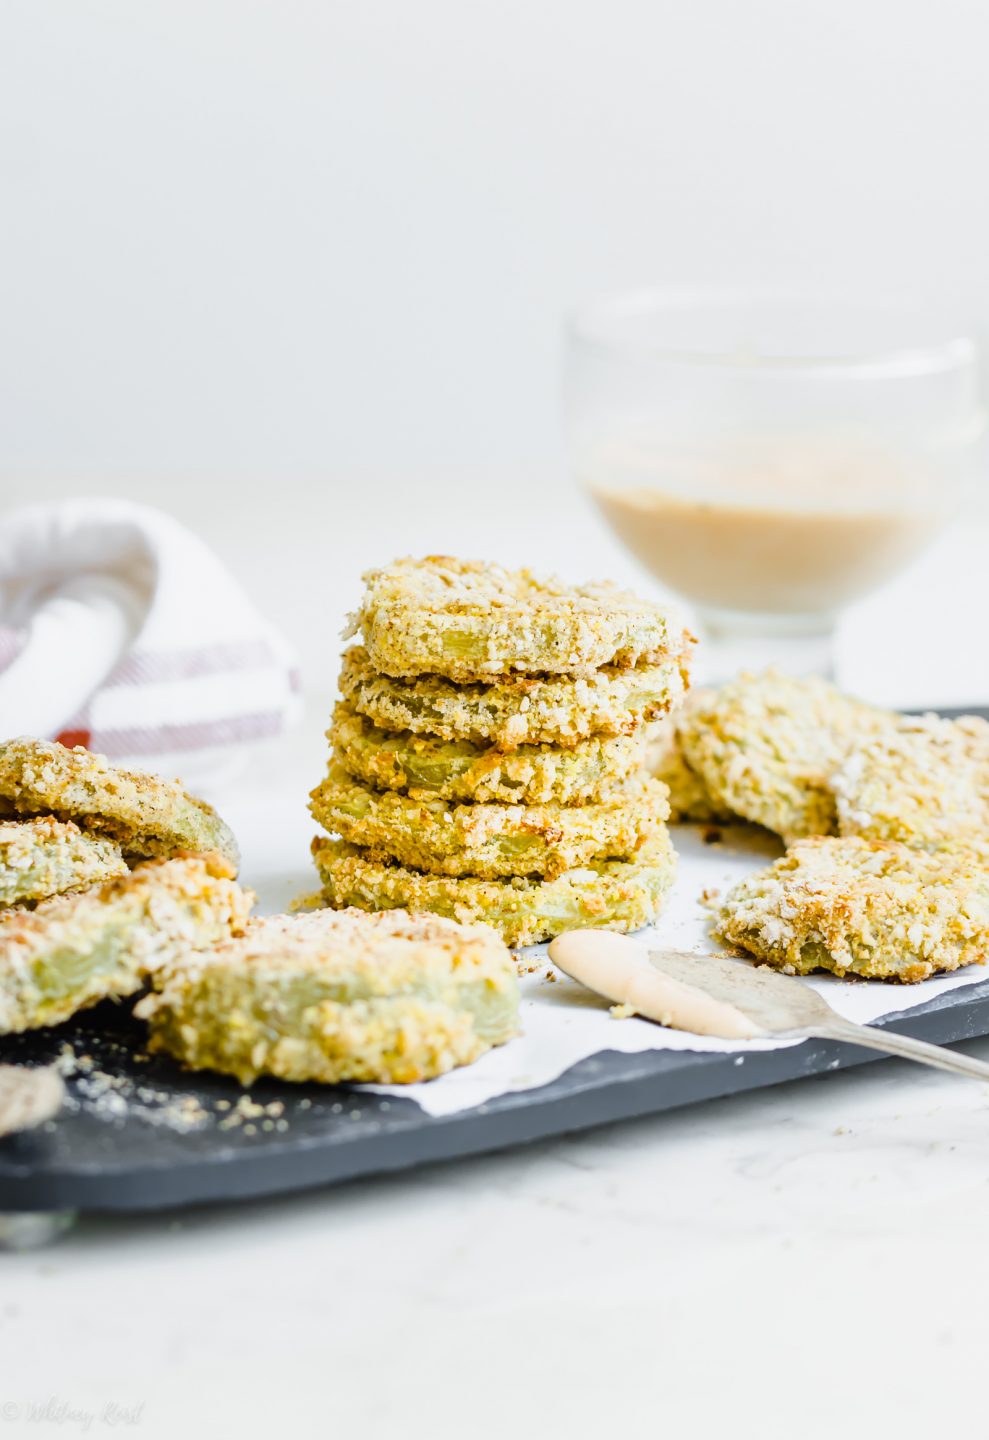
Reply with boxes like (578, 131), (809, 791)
(0, 498), (301, 783)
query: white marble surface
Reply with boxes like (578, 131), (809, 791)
(4, 537), (989, 1440)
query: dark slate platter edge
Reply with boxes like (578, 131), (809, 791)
(2, 702), (986, 1215)
(3, 976), (989, 1213)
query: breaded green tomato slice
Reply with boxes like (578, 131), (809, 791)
(649, 731), (732, 825)
(0, 738), (240, 867)
(833, 713), (989, 860)
(0, 853), (252, 1034)
(646, 704), (734, 825)
(339, 645), (689, 750)
(312, 833), (677, 948)
(0, 817), (127, 907)
(678, 670), (886, 841)
(136, 908), (519, 1085)
(310, 764), (670, 880)
(715, 836), (989, 983)
(346, 555), (687, 680)
(330, 701), (646, 805)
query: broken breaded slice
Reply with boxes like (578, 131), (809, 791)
(136, 908), (520, 1085)
(0, 738), (240, 868)
(345, 555), (689, 680)
(715, 835), (989, 983)
(833, 712), (989, 861)
(0, 817), (127, 908)
(0, 852), (252, 1034)
(677, 670), (886, 841)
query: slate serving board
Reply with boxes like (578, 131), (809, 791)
(1, 703), (986, 1217)
(2, 977), (989, 1214)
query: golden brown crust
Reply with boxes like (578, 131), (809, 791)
(310, 763), (670, 880)
(0, 738), (239, 867)
(330, 701), (647, 804)
(0, 817), (127, 906)
(339, 645), (688, 749)
(716, 835), (989, 982)
(833, 713), (989, 860)
(345, 555), (689, 679)
(136, 908), (519, 1085)
(677, 671), (886, 840)
(0, 852), (252, 1034)
(312, 833), (678, 947)
(646, 709), (735, 825)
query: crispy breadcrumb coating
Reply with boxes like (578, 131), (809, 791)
(136, 908), (519, 1085)
(338, 645), (689, 750)
(677, 671), (885, 840)
(312, 833), (677, 947)
(646, 700), (735, 824)
(715, 835), (989, 982)
(345, 555), (689, 680)
(0, 817), (127, 907)
(310, 763), (670, 880)
(330, 701), (646, 804)
(0, 738), (239, 867)
(833, 713), (989, 860)
(0, 852), (252, 1034)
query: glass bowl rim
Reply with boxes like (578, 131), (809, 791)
(565, 287), (978, 378)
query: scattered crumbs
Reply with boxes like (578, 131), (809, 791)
(55, 1041), (210, 1134)
(214, 1092), (292, 1135)
(834, 1126), (849, 1136)
(236, 1098), (267, 1120)
(54, 1040), (298, 1137)
(609, 1003), (635, 1020)
(699, 887), (720, 908)
(544, 969), (559, 983)
(514, 954), (542, 977)
(702, 827), (723, 846)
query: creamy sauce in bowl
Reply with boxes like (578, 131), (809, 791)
(584, 438), (953, 616)
(592, 486), (935, 614)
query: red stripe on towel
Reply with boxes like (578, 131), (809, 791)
(55, 729), (93, 749)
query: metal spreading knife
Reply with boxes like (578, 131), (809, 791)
(547, 930), (989, 1082)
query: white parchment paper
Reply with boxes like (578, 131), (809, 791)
(362, 824), (989, 1117)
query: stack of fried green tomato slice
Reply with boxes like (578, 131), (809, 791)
(310, 556), (692, 946)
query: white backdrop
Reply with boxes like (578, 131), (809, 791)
(2, 0), (989, 691)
